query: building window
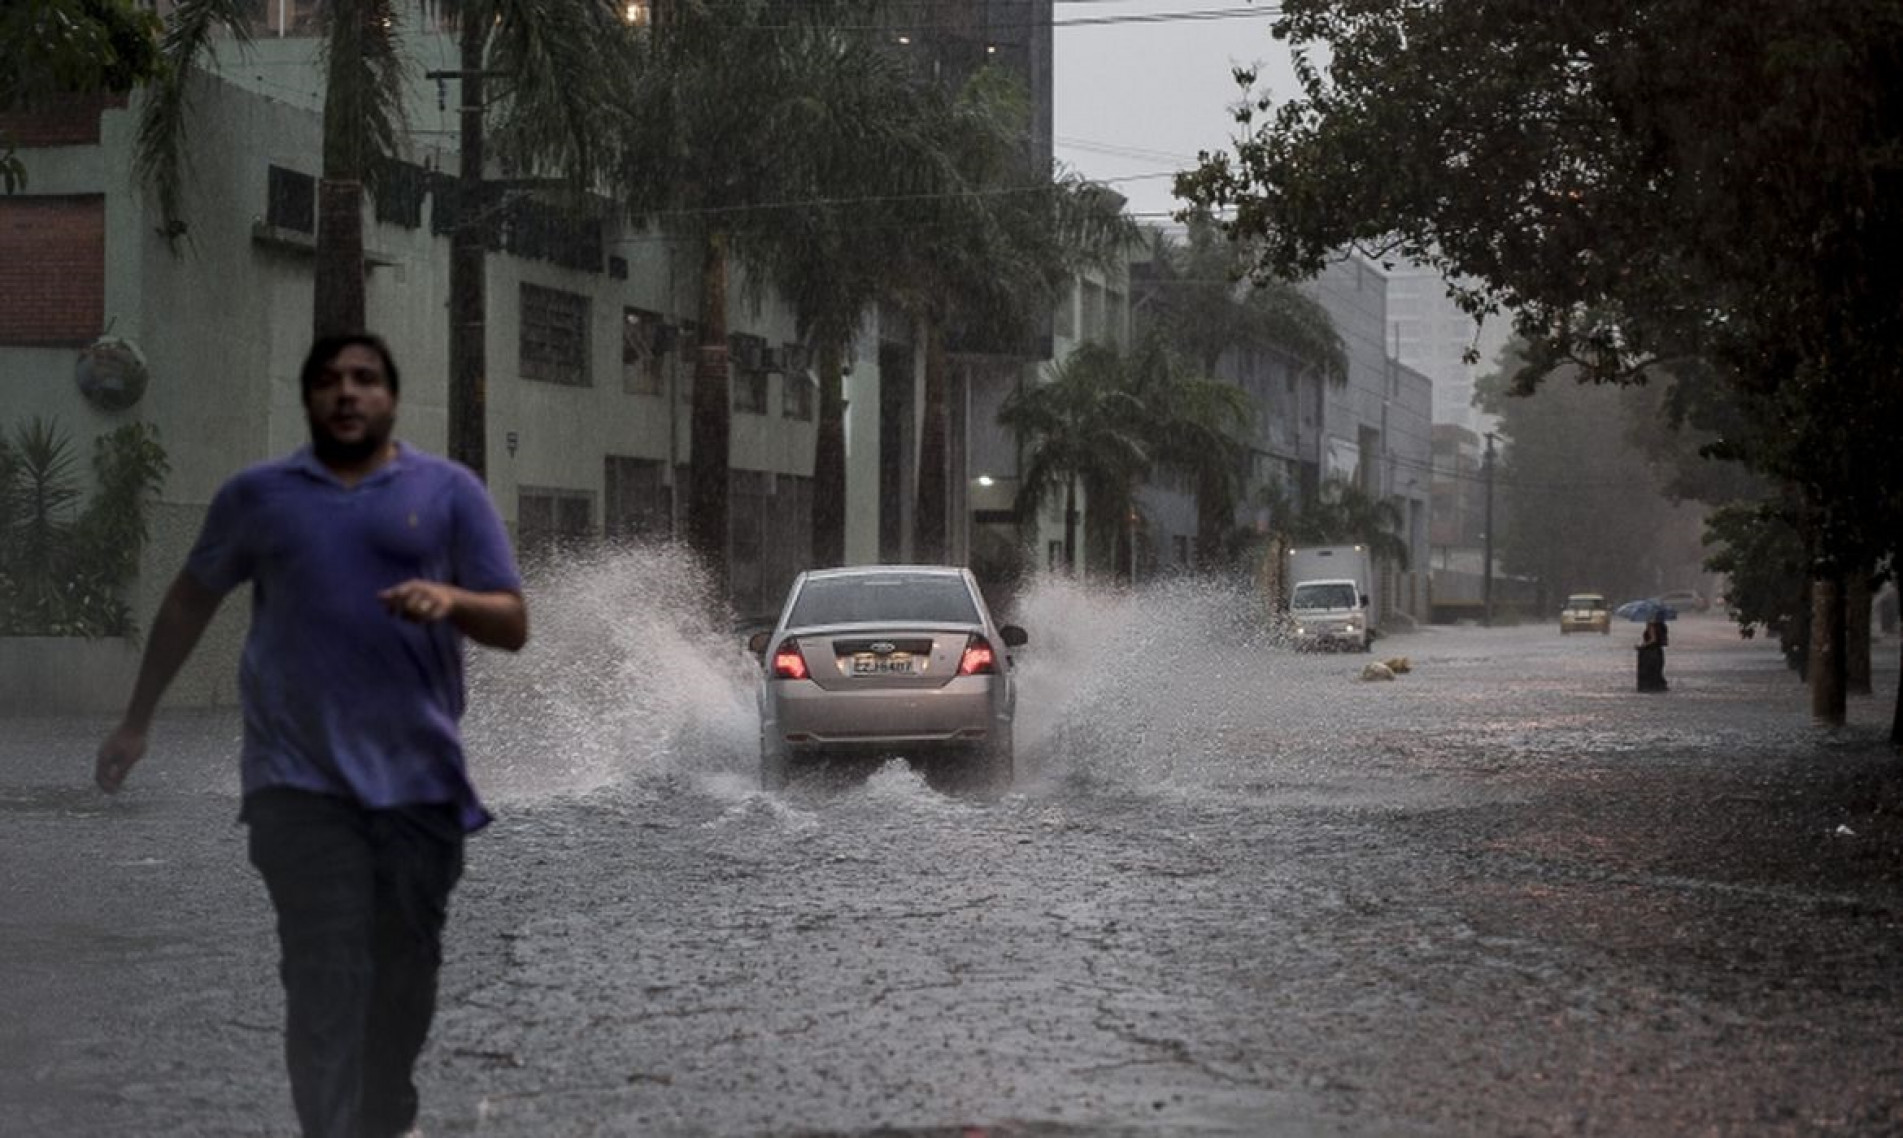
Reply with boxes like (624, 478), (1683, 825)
(729, 470), (768, 612)
(1053, 280), (1077, 339)
(622, 307), (668, 396)
(517, 486), (594, 561)
(734, 369), (767, 414)
(1081, 281), (1106, 344)
(726, 471), (812, 614)
(782, 370), (814, 421)
(266, 165), (315, 233)
(604, 455), (671, 542)
(730, 334), (767, 415)
(0, 195), (104, 346)
(520, 284), (591, 386)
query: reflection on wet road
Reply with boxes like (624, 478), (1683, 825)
(4, 553), (1899, 1135)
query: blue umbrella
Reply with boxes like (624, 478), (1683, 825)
(1616, 598), (1678, 622)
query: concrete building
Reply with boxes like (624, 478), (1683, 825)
(1118, 244), (1433, 620)
(1, 64), (834, 707)
(1386, 258), (1510, 436)
(0, 6), (1070, 707)
(1299, 257), (1434, 622)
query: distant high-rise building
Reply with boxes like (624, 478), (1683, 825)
(879, 0), (1053, 166)
(1385, 260), (1508, 435)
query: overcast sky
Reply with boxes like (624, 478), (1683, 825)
(1052, 0), (1300, 224)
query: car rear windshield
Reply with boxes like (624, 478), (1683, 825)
(789, 574), (981, 627)
(1566, 596), (1605, 608)
(1291, 582), (1358, 610)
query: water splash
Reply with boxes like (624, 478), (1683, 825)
(464, 542), (758, 803)
(1009, 572), (1298, 793)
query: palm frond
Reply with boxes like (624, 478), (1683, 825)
(134, 0), (253, 241)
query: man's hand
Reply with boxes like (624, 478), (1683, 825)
(380, 579), (528, 650)
(380, 579), (457, 624)
(96, 724), (147, 794)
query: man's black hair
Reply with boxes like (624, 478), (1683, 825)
(299, 332), (401, 401)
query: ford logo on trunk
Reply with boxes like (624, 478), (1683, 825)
(870, 641), (896, 655)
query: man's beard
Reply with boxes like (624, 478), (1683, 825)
(309, 417), (392, 466)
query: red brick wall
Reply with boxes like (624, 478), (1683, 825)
(0, 196), (107, 345)
(0, 94), (125, 147)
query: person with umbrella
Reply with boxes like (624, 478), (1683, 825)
(1636, 614), (1669, 691)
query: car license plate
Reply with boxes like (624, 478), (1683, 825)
(851, 654), (916, 676)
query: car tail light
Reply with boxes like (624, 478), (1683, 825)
(957, 635), (998, 676)
(771, 639), (810, 680)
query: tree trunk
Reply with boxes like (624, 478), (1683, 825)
(1194, 468), (1224, 569)
(313, 5), (367, 340)
(914, 319), (949, 564)
(313, 179), (365, 339)
(812, 338), (848, 567)
(688, 232), (731, 595)
(447, 16), (488, 479)
(1062, 477), (1077, 574)
(1846, 575), (1871, 695)
(1892, 637), (1902, 748)
(1809, 575), (1847, 726)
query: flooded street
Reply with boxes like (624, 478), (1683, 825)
(4, 555), (1901, 1136)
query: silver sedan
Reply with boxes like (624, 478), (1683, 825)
(747, 565), (1026, 791)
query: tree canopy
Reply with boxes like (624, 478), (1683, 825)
(1179, 0), (1903, 733)
(1, 0), (162, 192)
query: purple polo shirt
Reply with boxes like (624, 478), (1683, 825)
(186, 443), (521, 832)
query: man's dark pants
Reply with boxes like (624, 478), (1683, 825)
(245, 789), (464, 1138)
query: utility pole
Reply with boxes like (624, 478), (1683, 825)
(1482, 431), (1496, 627)
(428, 23), (506, 482)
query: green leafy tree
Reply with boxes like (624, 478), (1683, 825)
(1473, 342), (1704, 607)
(1703, 500), (1812, 670)
(1179, 0), (1903, 736)
(0, 0), (162, 192)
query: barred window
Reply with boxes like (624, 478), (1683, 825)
(520, 284), (591, 386)
(622, 308), (666, 396)
(266, 165), (315, 233)
(1053, 279), (1077, 339)
(734, 368), (768, 415)
(517, 486), (594, 561)
(781, 371), (814, 421)
(604, 455), (672, 541)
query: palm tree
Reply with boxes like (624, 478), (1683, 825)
(743, 27), (970, 569)
(911, 166), (1138, 564)
(615, 0), (912, 586)
(1281, 478), (1410, 570)
(1123, 334), (1255, 567)
(1143, 210), (1347, 384)
(997, 342), (1151, 573)
(895, 69), (1139, 563)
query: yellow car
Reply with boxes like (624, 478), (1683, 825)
(1560, 593), (1611, 634)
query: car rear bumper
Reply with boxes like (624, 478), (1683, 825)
(764, 677), (1008, 753)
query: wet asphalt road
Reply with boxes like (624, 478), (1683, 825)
(3, 576), (1901, 1137)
